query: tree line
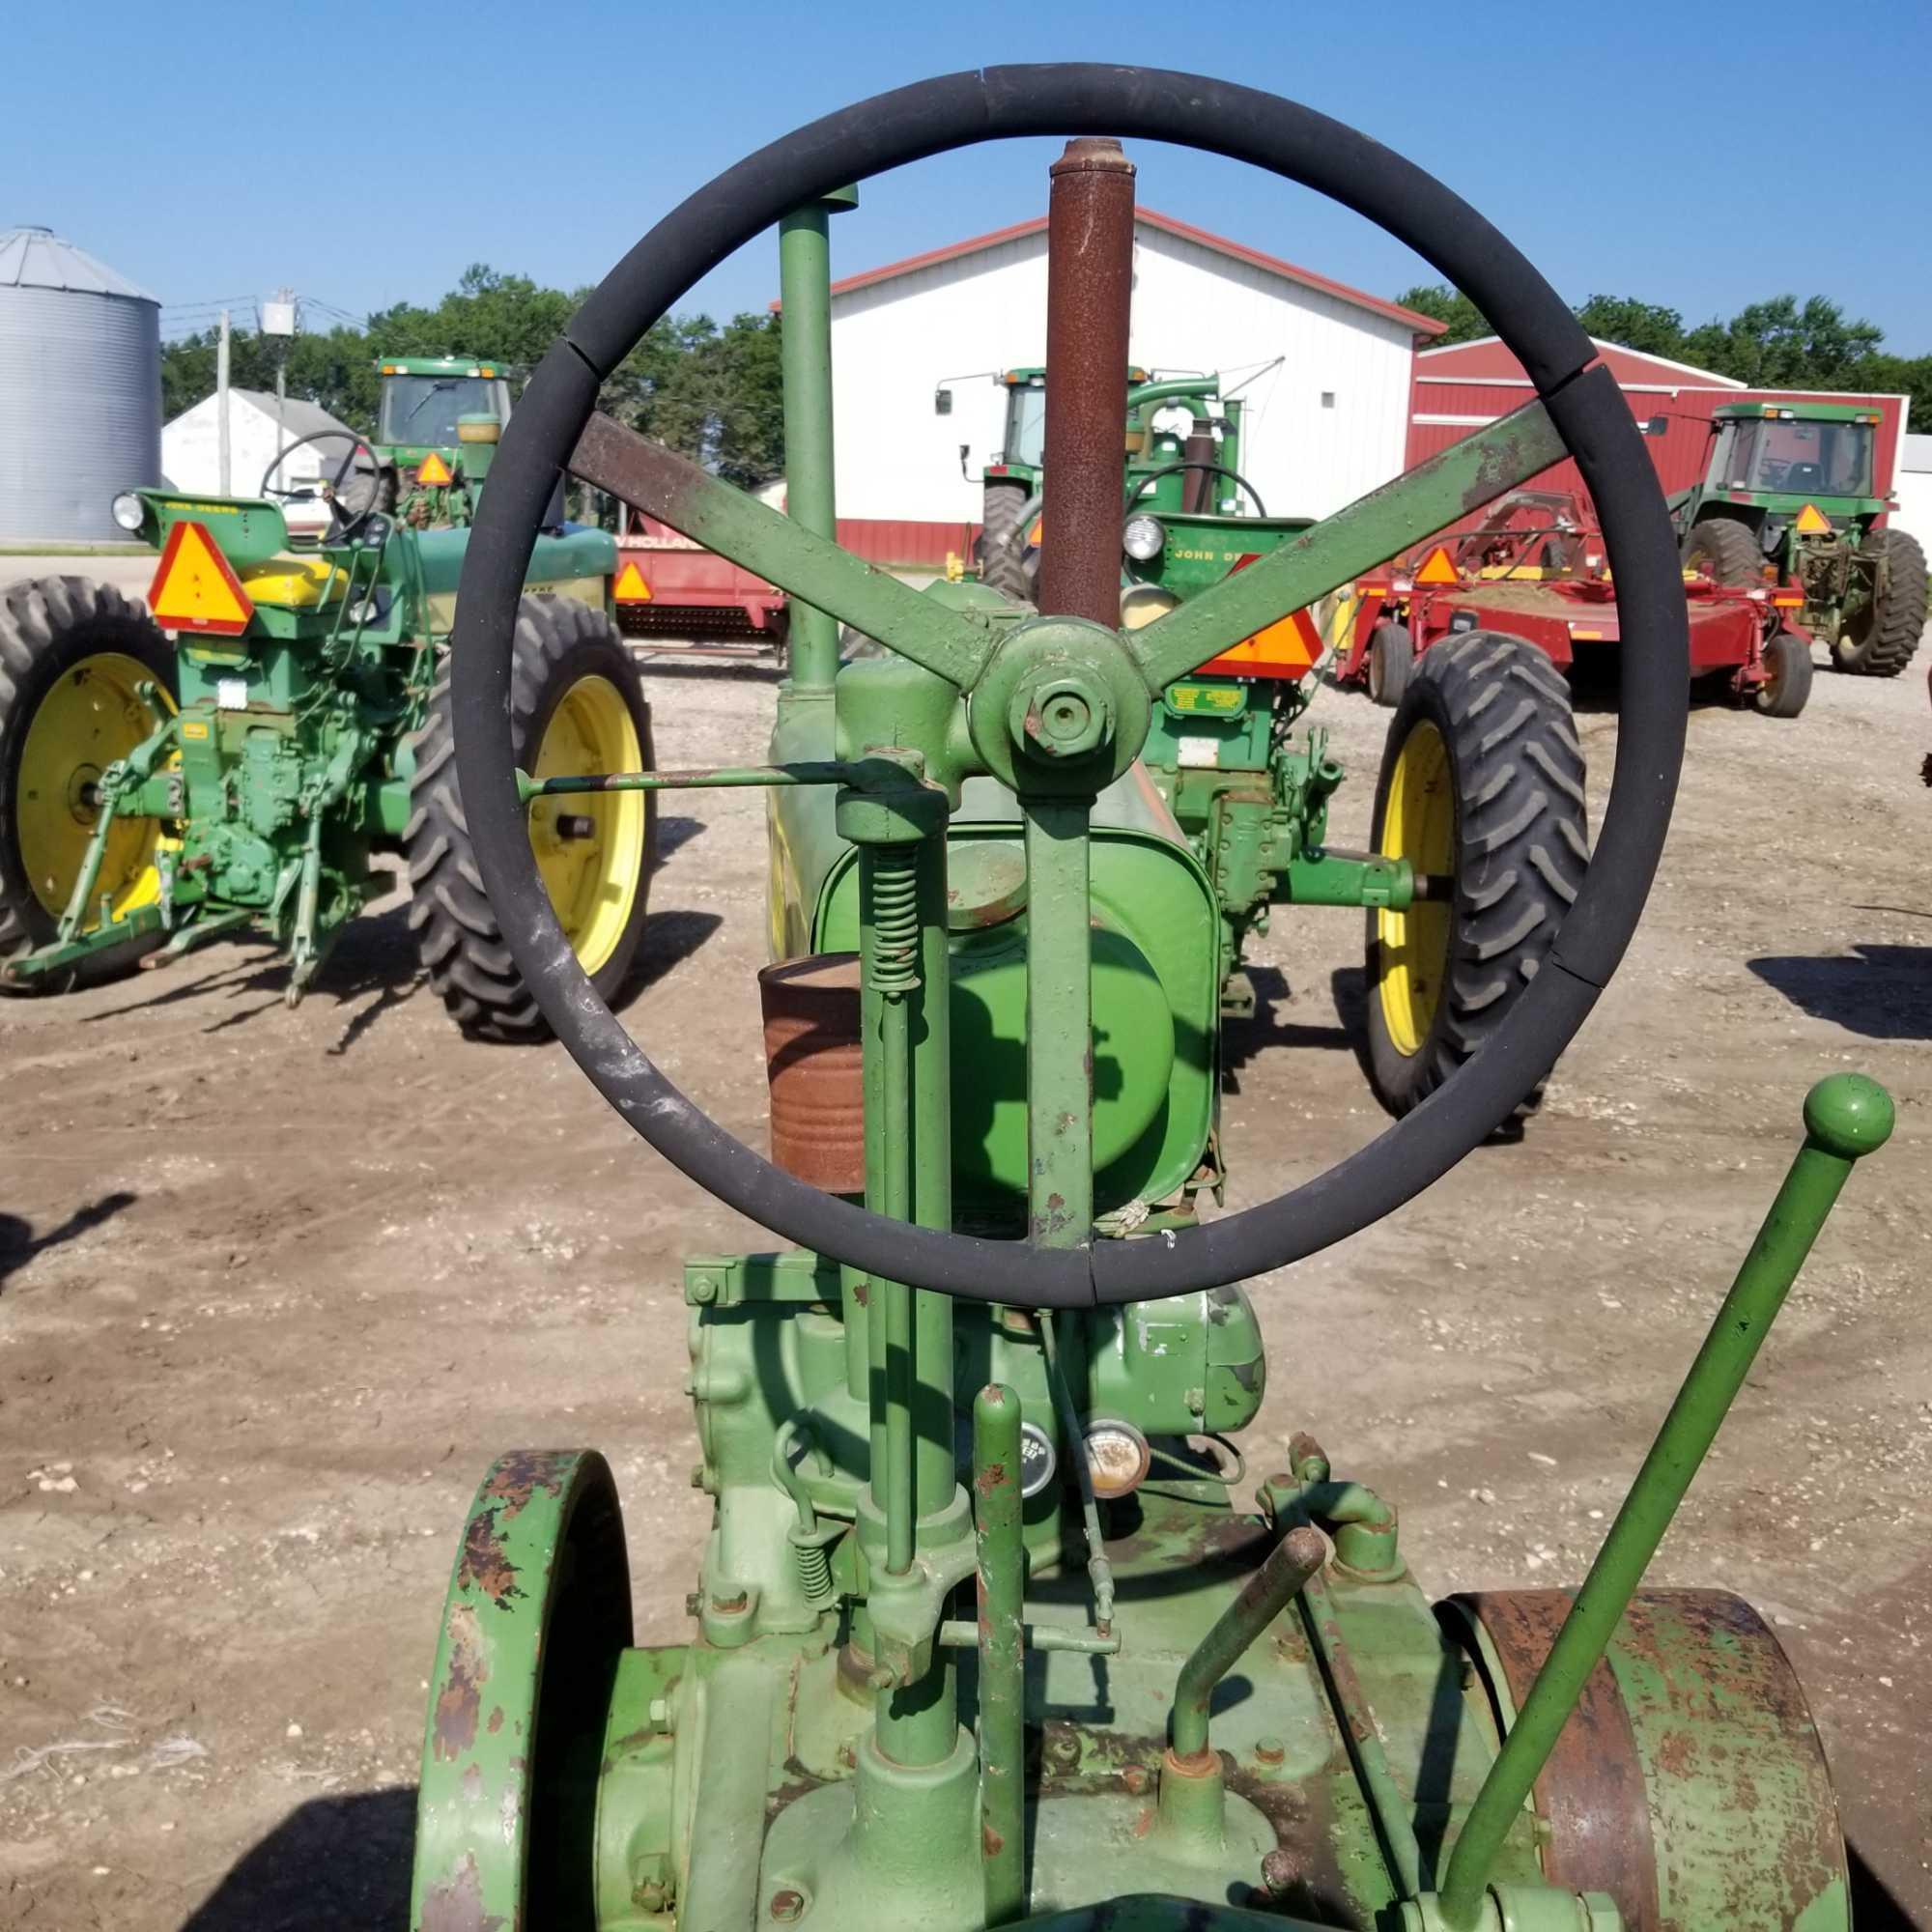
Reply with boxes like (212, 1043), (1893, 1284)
(161, 265), (1922, 500)
(1399, 285), (1930, 426)
(160, 265), (783, 491)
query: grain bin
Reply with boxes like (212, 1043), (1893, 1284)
(0, 226), (160, 543)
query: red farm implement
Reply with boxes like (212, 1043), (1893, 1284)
(612, 508), (791, 662)
(1336, 489), (1814, 719)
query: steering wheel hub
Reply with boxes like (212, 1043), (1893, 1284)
(969, 616), (1151, 793)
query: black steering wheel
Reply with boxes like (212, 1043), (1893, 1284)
(450, 67), (1689, 1310)
(1126, 460), (1266, 519)
(260, 429), (381, 538)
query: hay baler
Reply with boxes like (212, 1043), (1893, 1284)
(408, 70), (1888, 1932)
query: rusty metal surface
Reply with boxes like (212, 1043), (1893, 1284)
(1452, 1588), (1662, 1929)
(1452, 1587), (1849, 1932)
(1037, 138), (1137, 626)
(760, 953), (865, 1192)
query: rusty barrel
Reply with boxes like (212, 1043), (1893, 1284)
(759, 953), (865, 1193)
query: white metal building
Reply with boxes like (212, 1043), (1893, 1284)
(1894, 433), (1932, 549)
(821, 208), (1443, 532)
(162, 388), (358, 497)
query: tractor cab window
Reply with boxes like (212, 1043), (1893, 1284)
(1719, 416), (1873, 498)
(1003, 384), (1047, 469)
(379, 374), (514, 449)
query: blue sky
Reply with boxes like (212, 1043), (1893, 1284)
(10, 1), (1928, 352)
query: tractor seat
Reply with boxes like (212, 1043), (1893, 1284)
(239, 554), (349, 610)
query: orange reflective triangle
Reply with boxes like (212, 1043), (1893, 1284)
(148, 520), (253, 637)
(1415, 545), (1460, 585)
(612, 561), (653, 603)
(1794, 502), (1833, 535)
(417, 451), (454, 487)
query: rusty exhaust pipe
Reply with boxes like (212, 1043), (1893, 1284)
(1037, 137), (1136, 626)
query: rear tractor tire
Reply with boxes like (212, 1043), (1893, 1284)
(1442, 1588), (1849, 1931)
(1364, 630), (1587, 1121)
(1681, 516), (1764, 588)
(1833, 526), (1926, 677)
(0, 576), (177, 993)
(405, 597), (656, 1042)
(1367, 618), (1414, 708)
(1754, 630), (1813, 719)
(977, 480), (1035, 604)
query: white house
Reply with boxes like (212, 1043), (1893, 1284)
(819, 208), (1444, 534)
(162, 388), (359, 497)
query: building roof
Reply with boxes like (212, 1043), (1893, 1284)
(1416, 334), (1745, 388)
(0, 224), (157, 302)
(168, 387), (355, 441)
(803, 207), (1446, 337)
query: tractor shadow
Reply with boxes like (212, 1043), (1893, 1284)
(1219, 965), (1355, 1094)
(179, 1785), (414, 1930)
(0, 1190), (137, 1294)
(1747, 945), (1932, 1041)
(75, 816), (714, 1050)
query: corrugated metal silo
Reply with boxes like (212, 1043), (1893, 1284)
(0, 225), (161, 543)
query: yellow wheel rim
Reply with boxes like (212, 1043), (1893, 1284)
(16, 651), (173, 927)
(528, 674), (646, 979)
(1376, 720), (1454, 1057)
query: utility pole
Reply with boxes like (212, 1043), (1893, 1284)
(215, 310), (232, 496)
(262, 288), (298, 478)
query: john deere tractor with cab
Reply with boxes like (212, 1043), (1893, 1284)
(407, 71), (1888, 1932)
(0, 415), (655, 1037)
(1676, 399), (1926, 676)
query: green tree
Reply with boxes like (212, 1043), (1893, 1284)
(1574, 296), (1688, 360)
(1680, 295), (1884, 388)
(160, 269), (791, 483)
(1395, 282), (1488, 344)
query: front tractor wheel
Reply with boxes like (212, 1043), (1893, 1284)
(0, 577), (177, 993)
(1365, 631), (1587, 1120)
(405, 597), (656, 1042)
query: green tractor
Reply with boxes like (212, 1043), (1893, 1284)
(979, 368), (1259, 601)
(1674, 400), (1926, 675)
(0, 424), (656, 1037)
(407, 75), (1889, 1932)
(372, 354), (516, 525)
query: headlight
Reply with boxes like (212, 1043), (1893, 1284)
(1122, 512), (1166, 561)
(1118, 583), (1179, 631)
(1082, 1418), (1151, 1500)
(110, 492), (145, 533)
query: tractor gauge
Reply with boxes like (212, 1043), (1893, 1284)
(1082, 1418), (1151, 1499)
(1017, 1420), (1058, 1499)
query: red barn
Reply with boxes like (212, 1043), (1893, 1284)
(1406, 337), (1910, 536)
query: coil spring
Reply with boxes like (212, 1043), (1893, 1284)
(791, 1531), (833, 1602)
(867, 847), (921, 997)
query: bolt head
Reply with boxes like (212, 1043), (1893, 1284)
(769, 1888), (806, 1921)
(1009, 673), (1112, 762)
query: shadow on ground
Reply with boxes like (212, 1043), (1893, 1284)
(1748, 945), (1932, 1041)
(0, 1190), (138, 1293)
(179, 1786), (414, 1930)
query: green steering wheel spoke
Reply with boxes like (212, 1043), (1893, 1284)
(1021, 797), (1095, 1250)
(569, 412), (995, 690)
(1127, 398), (1569, 693)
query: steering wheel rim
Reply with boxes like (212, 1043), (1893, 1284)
(450, 66), (1689, 1310)
(261, 429), (380, 537)
(1125, 460), (1265, 518)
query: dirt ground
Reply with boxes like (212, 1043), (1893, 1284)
(2, 633), (1927, 1929)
